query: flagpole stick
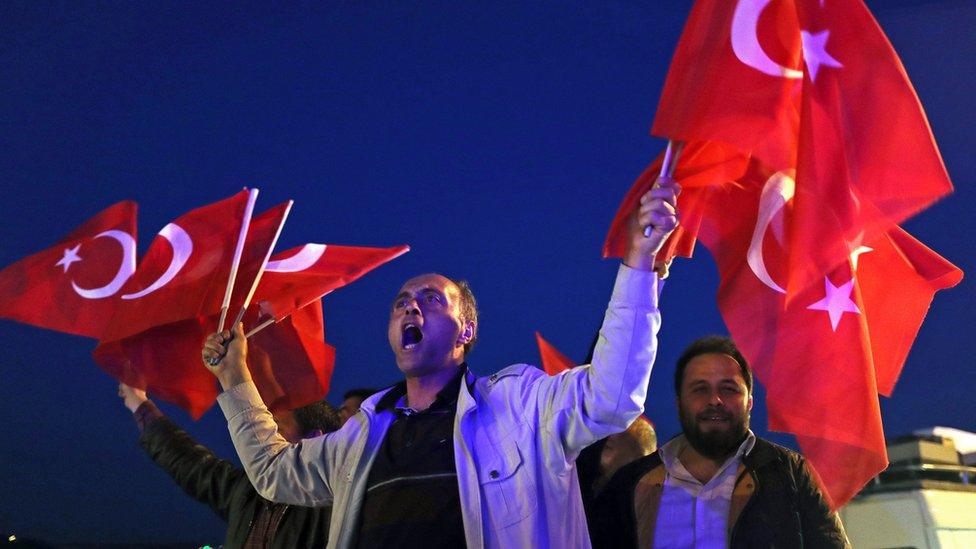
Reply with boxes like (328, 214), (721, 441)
(644, 139), (685, 237)
(245, 317), (277, 338)
(231, 200), (293, 328)
(217, 188), (259, 333)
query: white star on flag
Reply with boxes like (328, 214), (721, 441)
(801, 29), (843, 82)
(55, 244), (83, 273)
(807, 277), (861, 331)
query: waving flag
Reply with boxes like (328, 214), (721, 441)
(93, 301), (333, 419)
(688, 159), (961, 508)
(94, 192), (297, 417)
(603, 141), (748, 262)
(648, 0), (952, 294)
(250, 243), (410, 329)
(0, 201), (137, 338)
(98, 190), (252, 345)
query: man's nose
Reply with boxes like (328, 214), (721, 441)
(707, 391), (723, 406)
(403, 298), (420, 315)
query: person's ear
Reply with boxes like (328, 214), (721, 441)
(457, 320), (475, 345)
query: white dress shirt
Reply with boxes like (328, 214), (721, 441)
(652, 431), (757, 549)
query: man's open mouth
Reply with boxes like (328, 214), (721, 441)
(402, 324), (423, 349)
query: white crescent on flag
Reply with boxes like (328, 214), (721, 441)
(71, 230), (137, 299)
(731, 0), (803, 79)
(747, 170), (795, 294)
(265, 244), (327, 273)
(121, 223), (193, 300)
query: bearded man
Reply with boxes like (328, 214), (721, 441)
(592, 336), (850, 548)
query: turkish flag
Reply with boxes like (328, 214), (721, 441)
(93, 301), (334, 419)
(252, 243), (410, 323)
(0, 201), (137, 338)
(535, 332), (576, 376)
(98, 190), (251, 345)
(689, 159), (961, 508)
(651, 0), (952, 293)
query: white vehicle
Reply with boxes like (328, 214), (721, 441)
(840, 427), (976, 548)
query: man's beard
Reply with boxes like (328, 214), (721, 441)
(679, 406), (749, 460)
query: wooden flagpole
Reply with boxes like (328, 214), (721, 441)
(230, 200), (293, 330)
(217, 188), (259, 332)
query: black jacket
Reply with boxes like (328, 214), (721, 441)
(140, 414), (331, 548)
(591, 437), (849, 548)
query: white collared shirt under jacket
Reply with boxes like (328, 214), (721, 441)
(653, 431), (757, 549)
(217, 264), (661, 548)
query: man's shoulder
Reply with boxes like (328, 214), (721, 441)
(747, 437), (804, 470)
(468, 363), (543, 392)
(606, 448), (665, 494)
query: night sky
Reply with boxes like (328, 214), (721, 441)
(1, 1), (972, 544)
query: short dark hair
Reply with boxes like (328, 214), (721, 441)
(343, 388), (378, 402)
(674, 335), (752, 396)
(293, 400), (341, 434)
(449, 277), (479, 356)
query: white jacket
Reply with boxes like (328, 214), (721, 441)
(217, 264), (661, 548)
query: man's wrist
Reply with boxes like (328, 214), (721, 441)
(623, 248), (656, 272)
(218, 368), (253, 391)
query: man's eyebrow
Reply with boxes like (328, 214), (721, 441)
(391, 291), (410, 306)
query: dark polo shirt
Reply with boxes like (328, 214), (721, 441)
(355, 366), (467, 548)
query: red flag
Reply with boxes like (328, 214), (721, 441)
(651, 0), (952, 292)
(98, 190), (251, 344)
(224, 200), (292, 322)
(535, 332), (576, 376)
(689, 159), (961, 508)
(603, 141), (748, 261)
(248, 301), (335, 412)
(93, 301), (334, 419)
(94, 194), (294, 418)
(94, 315), (218, 418)
(253, 243), (410, 323)
(0, 201), (137, 338)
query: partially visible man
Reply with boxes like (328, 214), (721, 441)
(119, 383), (341, 548)
(594, 336), (849, 548)
(337, 388), (377, 426)
(578, 416), (656, 544)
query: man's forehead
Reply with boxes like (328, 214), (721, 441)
(396, 273), (459, 296)
(684, 353), (745, 383)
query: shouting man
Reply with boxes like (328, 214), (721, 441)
(202, 178), (679, 548)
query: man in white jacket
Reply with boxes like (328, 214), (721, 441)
(203, 178), (679, 548)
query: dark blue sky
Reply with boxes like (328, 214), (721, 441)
(1, 1), (972, 544)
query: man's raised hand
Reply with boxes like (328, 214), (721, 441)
(624, 176), (680, 273)
(118, 382), (148, 413)
(202, 322), (252, 390)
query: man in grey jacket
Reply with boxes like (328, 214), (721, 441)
(202, 178), (679, 548)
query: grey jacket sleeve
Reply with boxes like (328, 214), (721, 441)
(532, 264), (660, 459)
(216, 381), (336, 505)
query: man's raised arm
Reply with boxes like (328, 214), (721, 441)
(533, 176), (679, 458)
(202, 324), (335, 506)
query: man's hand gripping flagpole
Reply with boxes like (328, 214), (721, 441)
(630, 139), (683, 278)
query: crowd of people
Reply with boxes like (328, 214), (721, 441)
(120, 178), (849, 547)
